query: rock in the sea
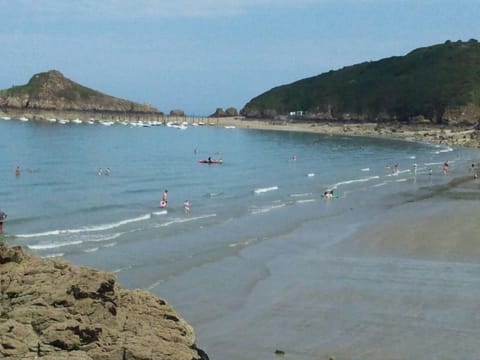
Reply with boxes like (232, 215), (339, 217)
(209, 107), (238, 117)
(169, 109), (185, 117)
(0, 243), (209, 360)
(225, 107), (238, 117)
(210, 108), (227, 117)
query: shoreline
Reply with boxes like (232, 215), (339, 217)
(2, 107), (479, 148)
(213, 117), (480, 148)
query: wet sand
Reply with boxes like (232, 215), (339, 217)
(201, 177), (480, 360)
(332, 176), (480, 262)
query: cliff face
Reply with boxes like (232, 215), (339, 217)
(0, 70), (159, 114)
(0, 243), (208, 360)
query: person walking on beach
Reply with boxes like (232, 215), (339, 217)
(0, 210), (7, 233)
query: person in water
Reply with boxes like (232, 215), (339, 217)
(105, 167), (111, 176)
(183, 200), (191, 214)
(97, 168), (103, 176)
(0, 210), (7, 233)
(208, 157), (212, 164)
(15, 166), (20, 176)
(324, 190), (334, 199)
(162, 189), (168, 204)
(443, 160), (449, 175)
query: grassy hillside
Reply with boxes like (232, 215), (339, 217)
(241, 40), (480, 123)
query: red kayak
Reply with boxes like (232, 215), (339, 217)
(199, 159), (223, 164)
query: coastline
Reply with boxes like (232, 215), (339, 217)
(2, 107), (479, 148)
(213, 117), (480, 148)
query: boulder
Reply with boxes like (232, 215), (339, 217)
(225, 107), (238, 116)
(210, 107), (238, 117)
(0, 243), (209, 360)
(209, 108), (227, 117)
(169, 109), (185, 117)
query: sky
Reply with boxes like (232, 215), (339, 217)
(1, 0), (479, 116)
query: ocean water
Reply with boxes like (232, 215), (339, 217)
(2, 119), (480, 359)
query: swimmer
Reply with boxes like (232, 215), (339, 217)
(323, 190), (334, 199)
(97, 168), (103, 176)
(15, 166), (20, 176)
(0, 210), (7, 233)
(183, 200), (191, 214)
(443, 160), (449, 175)
(162, 189), (168, 204)
(105, 167), (111, 176)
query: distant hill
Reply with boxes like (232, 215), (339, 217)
(0, 70), (159, 114)
(241, 40), (480, 124)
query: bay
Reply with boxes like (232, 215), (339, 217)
(2, 119), (480, 359)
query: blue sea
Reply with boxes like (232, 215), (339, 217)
(2, 118), (480, 359)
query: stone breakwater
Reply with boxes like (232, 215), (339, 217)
(0, 243), (209, 360)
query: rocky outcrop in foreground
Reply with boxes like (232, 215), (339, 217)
(0, 243), (208, 360)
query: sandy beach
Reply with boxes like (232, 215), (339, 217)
(213, 117), (480, 148)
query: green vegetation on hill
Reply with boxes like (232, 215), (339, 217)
(241, 40), (480, 123)
(3, 71), (100, 101)
(0, 70), (159, 113)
